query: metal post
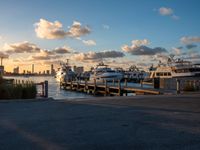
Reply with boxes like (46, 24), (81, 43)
(44, 80), (48, 98)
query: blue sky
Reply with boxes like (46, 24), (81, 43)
(0, 0), (200, 71)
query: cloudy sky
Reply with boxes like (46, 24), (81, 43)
(0, 0), (200, 72)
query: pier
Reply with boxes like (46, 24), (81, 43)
(60, 80), (161, 96)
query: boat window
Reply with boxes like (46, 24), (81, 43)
(156, 73), (160, 76)
(168, 72), (171, 76)
(164, 73), (167, 76)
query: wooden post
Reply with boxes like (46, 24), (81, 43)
(118, 80), (122, 96)
(85, 79), (88, 92)
(113, 79), (115, 86)
(42, 82), (45, 97)
(124, 79), (128, 96)
(70, 80), (73, 90)
(94, 79), (96, 94)
(44, 80), (48, 98)
(105, 80), (107, 96)
(140, 79), (143, 88)
(124, 79), (127, 87)
(176, 79), (180, 94)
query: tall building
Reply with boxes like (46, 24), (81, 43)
(13, 66), (19, 74)
(0, 66), (4, 76)
(46, 70), (50, 75)
(32, 64), (34, 74)
(51, 64), (56, 75)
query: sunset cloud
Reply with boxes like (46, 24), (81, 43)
(122, 39), (167, 55)
(180, 36), (200, 44)
(35, 19), (91, 39)
(0, 52), (9, 58)
(52, 46), (72, 54)
(31, 50), (61, 61)
(3, 41), (41, 54)
(71, 50), (124, 62)
(82, 40), (96, 46)
(67, 21), (91, 38)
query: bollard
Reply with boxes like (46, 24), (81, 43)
(44, 80), (48, 98)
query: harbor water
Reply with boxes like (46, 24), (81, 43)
(4, 76), (93, 99)
(4, 76), (153, 99)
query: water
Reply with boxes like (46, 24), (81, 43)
(4, 76), (93, 99)
(4, 76), (153, 99)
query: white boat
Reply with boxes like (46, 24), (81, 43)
(90, 62), (123, 82)
(148, 58), (200, 79)
(124, 65), (146, 81)
(169, 58), (200, 78)
(55, 60), (75, 82)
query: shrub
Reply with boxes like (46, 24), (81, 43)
(0, 79), (37, 99)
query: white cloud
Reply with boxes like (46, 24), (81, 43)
(71, 50), (124, 62)
(35, 19), (66, 39)
(121, 39), (150, 53)
(159, 7), (173, 16)
(82, 40), (96, 46)
(180, 36), (200, 44)
(158, 7), (179, 20)
(102, 24), (110, 30)
(66, 21), (91, 38)
(171, 47), (182, 56)
(122, 39), (167, 55)
(35, 19), (91, 39)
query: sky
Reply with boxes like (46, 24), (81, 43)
(0, 0), (200, 72)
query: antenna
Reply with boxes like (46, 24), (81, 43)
(66, 59), (69, 65)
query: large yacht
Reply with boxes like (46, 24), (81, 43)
(90, 62), (124, 82)
(124, 65), (146, 81)
(55, 60), (75, 82)
(148, 58), (200, 78)
(169, 58), (200, 78)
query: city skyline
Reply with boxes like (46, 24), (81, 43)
(0, 0), (200, 72)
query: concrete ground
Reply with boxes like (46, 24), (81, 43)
(0, 95), (200, 150)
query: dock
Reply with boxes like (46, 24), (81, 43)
(60, 80), (161, 96)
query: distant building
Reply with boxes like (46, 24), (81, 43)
(0, 66), (4, 76)
(46, 70), (50, 75)
(51, 64), (56, 75)
(13, 66), (19, 74)
(32, 64), (34, 74)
